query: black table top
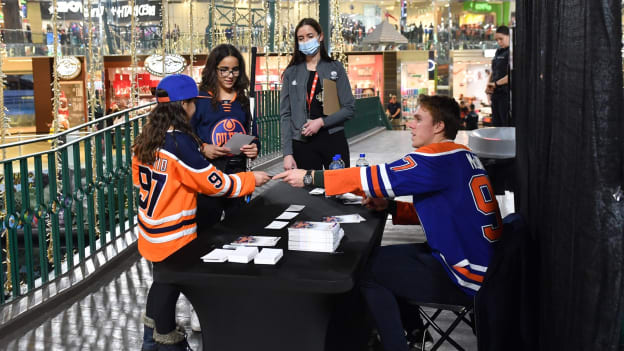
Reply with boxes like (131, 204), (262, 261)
(153, 182), (387, 294)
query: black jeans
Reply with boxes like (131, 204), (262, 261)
(292, 129), (350, 170)
(361, 243), (472, 351)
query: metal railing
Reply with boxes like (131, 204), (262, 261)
(0, 89), (282, 306)
(0, 104), (152, 304)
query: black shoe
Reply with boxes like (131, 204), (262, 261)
(407, 329), (433, 351)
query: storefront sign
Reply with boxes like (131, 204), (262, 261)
(463, 1), (494, 13)
(56, 56), (81, 80)
(144, 54), (187, 77)
(41, 0), (161, 22)
(428, 59), (436, 72)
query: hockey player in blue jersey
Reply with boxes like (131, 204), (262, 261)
(275, 95), (502, 351)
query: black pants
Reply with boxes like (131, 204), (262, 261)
(361, 243), (472, 351)
(293, 129), (350, 170)
(491, 92), (510, 127)
(146, 279), (181, 334)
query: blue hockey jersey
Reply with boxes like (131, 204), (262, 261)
(191, 91), (259, 147)
(325, 141), (502, 295)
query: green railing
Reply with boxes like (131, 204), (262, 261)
(345, 96), (392, 138)
(0, 93), (379, 307)
(254, 90), (282, 161)
(0, 104), (152, 304)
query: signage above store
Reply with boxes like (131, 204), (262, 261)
(463, 1), (494, 13)
(40, 0), (161, 22)
(56, 56), (81, 80)
(144, 54), (187, 77)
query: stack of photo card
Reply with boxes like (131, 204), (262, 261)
(230, 236), (281, 247)
(287, 221), (344, 253)
(321, 214), (366, 223)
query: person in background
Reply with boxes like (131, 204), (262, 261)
(386, 95), (402, 127)
(274, 95), (502, 351)
(280, 18), (355, 171)
(465, 103), (479, 130)
(486, 26), (510, 126)
(133, 74), (269, 351)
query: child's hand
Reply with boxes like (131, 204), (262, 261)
(252, 171), (271, 187)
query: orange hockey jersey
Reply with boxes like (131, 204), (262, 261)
(132, 130), (256, 262)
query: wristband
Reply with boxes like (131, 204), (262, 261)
(494, 81), (499, 88)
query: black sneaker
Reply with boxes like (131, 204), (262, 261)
(407, 329), (434, 351)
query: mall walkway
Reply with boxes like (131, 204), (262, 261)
(0, 129), (481, 351)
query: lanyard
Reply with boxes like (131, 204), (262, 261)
(306, 72), (319, 112)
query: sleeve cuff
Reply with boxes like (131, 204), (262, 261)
(387, 200), (397, 216)
(313, 170), (324, 188)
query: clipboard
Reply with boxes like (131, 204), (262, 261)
(322, 79), (340, 116)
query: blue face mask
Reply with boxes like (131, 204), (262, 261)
(298, 37), (320, 56)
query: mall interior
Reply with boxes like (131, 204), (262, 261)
(0, 0), (621, 350)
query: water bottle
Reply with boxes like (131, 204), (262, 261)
(329, 154), (344, 170)
(356, 153), (369, 167)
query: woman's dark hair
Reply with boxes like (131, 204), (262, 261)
(285, 18), (333, 70)
(418, 94), (461, 140)
(496, 25), (510, 35)
(199, 44), (250, 111)
(133, 89), (200, 164)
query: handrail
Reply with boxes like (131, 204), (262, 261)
(0, 102), (156, 151)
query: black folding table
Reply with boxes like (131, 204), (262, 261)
(153, 182), (387, 351)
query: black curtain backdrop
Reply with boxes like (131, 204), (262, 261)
(514, 0), (624, 350)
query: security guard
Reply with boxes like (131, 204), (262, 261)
(487, 26), (511, 127)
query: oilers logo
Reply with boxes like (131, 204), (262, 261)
(211, 119), (246, 146)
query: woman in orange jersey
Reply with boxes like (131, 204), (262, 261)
(132, 74), (270, 351)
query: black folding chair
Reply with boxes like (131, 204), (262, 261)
(408, 300), (476, 351)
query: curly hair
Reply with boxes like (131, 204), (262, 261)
(199, 44), (250, 111)
(133, 89), (201, 164)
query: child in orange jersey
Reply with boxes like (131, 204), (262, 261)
(132, 74), (270, 351)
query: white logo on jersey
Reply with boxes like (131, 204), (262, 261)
(466, 153), (485, 171)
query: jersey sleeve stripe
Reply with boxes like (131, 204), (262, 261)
(208, 171), (232, 197)
(230, 174), (242, 197)
(139, 225), (197, 244)
(379, 164), (395, 198)
(139, 208), (197, 226)
(138, 218), (197, 234)
(360, 167), (372, 197)
(369, 166), (383, 198)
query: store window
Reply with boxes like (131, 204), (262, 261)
(4, 74), (35, 131)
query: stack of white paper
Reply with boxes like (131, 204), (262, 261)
(201, 249), (230, 263)
(287, 221), (344, 252)
(227, 246), (259, 263)
(254, 248), (283, 265)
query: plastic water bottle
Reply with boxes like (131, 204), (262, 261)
(356, 153), (369, 167)
(329, 154), (344, 170)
